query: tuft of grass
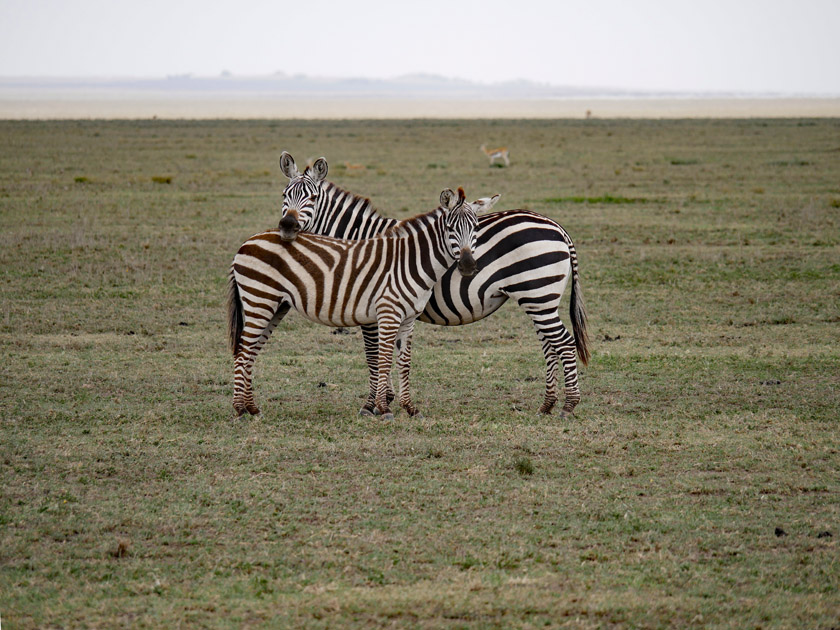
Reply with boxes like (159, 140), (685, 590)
(769, 158), (811, 167)
(514, 456), (534, 476)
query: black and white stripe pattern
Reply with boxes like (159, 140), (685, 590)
(278, 152), (590, 416)
(228, 187), (481, 419)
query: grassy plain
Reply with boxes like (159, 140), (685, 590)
(1, 118), (839, 628)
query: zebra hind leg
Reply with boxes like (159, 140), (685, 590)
(526, 305), (580, 417)
(232, 302), (289, 418)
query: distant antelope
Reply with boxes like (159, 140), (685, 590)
(480, 144), (510, 167)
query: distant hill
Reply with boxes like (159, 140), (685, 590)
(0, 73), (689, 99)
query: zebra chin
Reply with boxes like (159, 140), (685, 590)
(457, 252), (478, 277)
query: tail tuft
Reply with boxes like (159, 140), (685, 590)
(570, 274), (590, 366)
(566, 237), (590, 366)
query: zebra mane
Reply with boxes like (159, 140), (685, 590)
(381, 207), (443, 238)
(323, 180), (387, 219)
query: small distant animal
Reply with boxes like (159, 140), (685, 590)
(343, 161), (366, 171)
(480, 144), (510, 167)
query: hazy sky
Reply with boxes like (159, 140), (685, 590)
(1, 0), (838, 93)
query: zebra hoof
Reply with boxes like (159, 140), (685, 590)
(382, 412), (395, 421)
(359, 407), (375, 417)
(558, 409), (574, 419)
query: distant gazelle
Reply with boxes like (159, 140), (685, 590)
(480, 144), (510, 167)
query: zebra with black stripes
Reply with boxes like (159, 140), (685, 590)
(277, 152), (590, 417)
(227, 187), (491, 420)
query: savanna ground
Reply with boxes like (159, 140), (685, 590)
(1, 118), (839, 628)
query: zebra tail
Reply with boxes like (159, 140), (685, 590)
(227, 269), (243, 356)
(568, 241), (591, 366)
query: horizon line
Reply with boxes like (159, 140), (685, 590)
(1, 73), (838, 99)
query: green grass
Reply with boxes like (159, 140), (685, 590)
(1, 118), (839, 628)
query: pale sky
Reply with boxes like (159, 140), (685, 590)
(1, 0), (838, 94)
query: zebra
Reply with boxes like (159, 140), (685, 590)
(227, 187), (494, 420)
(277, 152), (590, 417)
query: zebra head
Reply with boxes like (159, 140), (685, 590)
(440, 188), (499, 277)
(278, 151), (328, 241)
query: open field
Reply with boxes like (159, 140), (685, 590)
(1, 118), (839, 628)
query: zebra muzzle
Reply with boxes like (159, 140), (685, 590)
(278, 213), (301, 241)
(458, 250), (478, 277)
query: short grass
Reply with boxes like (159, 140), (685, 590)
(1, 118), (839, 628)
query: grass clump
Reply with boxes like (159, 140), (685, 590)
(514, 456), (534, 476)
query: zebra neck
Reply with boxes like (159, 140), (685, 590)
(314, 181), (399, 240)
(387, 207), (455, 281)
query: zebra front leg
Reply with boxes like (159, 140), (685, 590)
(374, 313), (401, 420)
(359, 324), (395, 417)
(394, 318), (422, 417)
(359, 324), (379, 416)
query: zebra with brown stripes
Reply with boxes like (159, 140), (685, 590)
(227, 187), (493, 420)
(277, 152), (590, 417)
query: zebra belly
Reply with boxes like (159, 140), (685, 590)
(420, 277), (509, 325)
(286, 293), (378, 328)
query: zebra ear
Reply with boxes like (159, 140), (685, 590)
(279, 152), (300, 179)
(471, 193), (501, 213)
(440, 188), (456, 210)
(311, 157), (329, 182)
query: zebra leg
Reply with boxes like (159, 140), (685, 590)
(394, 318), (422, 417)
(524, 304), (580, 416)
(232, 302), (289, 418)
(360, 324), (379, 416)
(374, 313), (401, 420)
(359, 324), (395, 417)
